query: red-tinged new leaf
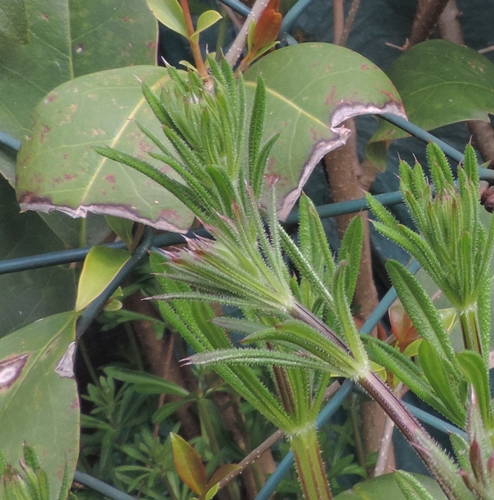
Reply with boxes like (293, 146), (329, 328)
(389, 299), (420, 352)
(170, 432), (207, 495)
(252, 0), (282, 54)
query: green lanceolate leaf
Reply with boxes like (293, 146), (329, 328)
(333, 264), (368, 368)
(456, 351), (491, 427)
(279, 224), (334, 308)
(170, 433), (207, 496)
(362, 336), (453, 421)
(338, 216), (363, 302)
(104, 366), (190, 397)
(386, 260), (457, 363)
(298, 194), (336, 284)
(243, 319), (359, 377)
(248, 76), (268, 197)
(419, 340), (466, 426)
(394, 471), (437, 500)
(188, 347), (335, 374)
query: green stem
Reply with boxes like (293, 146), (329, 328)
(178, 0), (208, 80)
(289, 424), (333, 500)
(459, 304), (482, 355)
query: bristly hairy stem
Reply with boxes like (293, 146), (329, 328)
(289, 425), (333, 500)
(292, 301), (468, 499)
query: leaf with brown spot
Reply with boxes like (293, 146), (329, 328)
(244, 43), (406, 219)
(0, 312), (78, 497)
(16, 66), (195, 232)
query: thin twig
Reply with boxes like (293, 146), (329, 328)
(225, 0), (270, 67)
(223, 4), (244, 31)
(408, 0), (450, 48)
(217, 381), (341, 489)
(333, 0), (344, 45)
(479, 45), (494, 54)
(339, 0), (362, 47)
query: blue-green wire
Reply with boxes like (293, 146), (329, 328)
(0, 131), (21, 151)
(74, 471), (137, 500)
(75, 226), (154, 339)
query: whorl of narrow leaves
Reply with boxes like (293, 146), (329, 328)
(367, 143), (494, 358)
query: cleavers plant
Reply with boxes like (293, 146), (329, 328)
(97, 55), (494, 499)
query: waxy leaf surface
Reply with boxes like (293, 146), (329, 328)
(244, 43), (406, 219)
(16, 66), (195, 232)
(0, 312), (78, 496)
(17, 43), (403, 230)
(367, 40), (494, 168)
(0, 0), (28, 43)
(0, 178), (76, 338)
(0, 0), (157, 184)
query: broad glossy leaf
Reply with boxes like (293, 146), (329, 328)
(0, 312), (79, 497)
(105, 216), (134, 248)
(367, 40), (494, 168)
(190, 10), (222, 43)
(76, 246), (130, 311)
(0, 0), (157, 183)
(0, 178), (75, 338)
(244, 43), (406, 219)
(0, 0), (28, 43)
(146, 0), (188, 38)
(334, 472), (447, 499)
(170, 432), (207, 495)
(16, 66), (195, 232)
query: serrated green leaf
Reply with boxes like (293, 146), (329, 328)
(189, 347), (335, 373)
(386, 260), (457, 362)
(362, 336), (453, 420)
(394, 471), (436, 500)
(338, 216), (363, 301)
